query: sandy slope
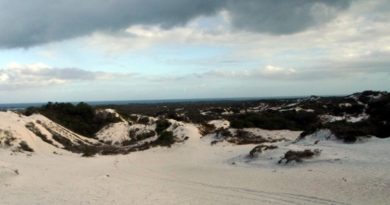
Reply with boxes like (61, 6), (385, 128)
(0, 111), (60, 154)
(0, 110), (390, 204)
(0, 111), (98, 154)
(1, 125), (390, 205)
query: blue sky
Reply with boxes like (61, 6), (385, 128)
(0, 0), (389, 103)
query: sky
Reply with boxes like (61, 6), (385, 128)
(0, 0), (389, 103)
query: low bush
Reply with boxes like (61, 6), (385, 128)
(137, 130), (156, 141)
(249, 144), (278, 158)
(19, 141), (34, 152)
(24, 102), (120, 138)
(81, 146), (99, 157)
(25, 122), (55, 145)
(366, 93), (390, 138)
(51, 133), (75, 149)
(0, 130), (16, 147)
(154, 131), (175, 147)
(324, 121), (374, 143)
(137, 116), (150, 125)
(278, 149), (321, 164)
(155, 119), (171, 135)
(225, 129), (283, 145)
(199, 123), (216, 136)
(229, 111), (319, 131)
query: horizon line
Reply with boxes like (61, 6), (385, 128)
(0, 94), (354, 109)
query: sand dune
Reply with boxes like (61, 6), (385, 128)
(1, 110), (390, 204)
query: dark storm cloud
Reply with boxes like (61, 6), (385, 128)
(226, 0), (351, 34)
(0, 0), (224, 48)
(0, 0), (351, 48)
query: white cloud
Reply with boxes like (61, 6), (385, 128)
(196, 65), (298, 80)
(86, 13), (232, 53)
(0, 63), (134, 90)
(0, 0), (350, 48)
(261, 65), (297, 78)
(84, 0), (390, 69)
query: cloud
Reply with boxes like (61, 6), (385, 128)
(0, 0), (351, 48)
(193, 65), (298, 80)
(0, 0), (224, 48)
(226, 0), (351, 34)
(261, 65), (297, 78)
(186, 48), (390, 81)
(0, 63), (132, 90)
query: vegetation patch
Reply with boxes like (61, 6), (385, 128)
(199, 123), (216, 136)
(0, 130), (16, 147)
(154, 131), (175, 147)
(123, 130), (156, 146)
(25, 122), (55, 146)
(278, 149), (321, 164)
(229, 111), (319, 131)
(24, 102), (120, 138)
(249, 144), (278, 158)
(225, 129), (284, 145)
(137, 116), (150, 125)
(155, 119), (171, 135)
(323, 121), (373, 143)
(19, 141), (34, 152)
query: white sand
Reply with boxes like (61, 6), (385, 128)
(1, 111), (390, 205)
(96, 122), (131, 144)
(208, 120), (230, 129)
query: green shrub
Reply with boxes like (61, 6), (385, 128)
(137, 130), (156, 140)
(154, 131), (175, 147)
(138, 117), (150, 124)
(199, 123), (216, 136)
(81, 146), (99, 157)
(366, 93), (390, 138)
(324, 120), (374, 143)
(278, 149), (321, 164)
(25, 102), (120, 138)
(155, 119), (171, 135)
(19, 141), (34, 152)
(229, 111), (319, 131)
(25, 122), (54, 145)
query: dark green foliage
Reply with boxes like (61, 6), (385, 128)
(219, 128), (232, 137)
(330, 103), (365, 116)
(366, 93), (390, 138)
(123, 130), (156, 146)
(199, 123), (216, 136)
(137, 116), (150, 124)
(19, 141), (34, 152)
(51, 133), (75, 149)
(278, 149), (321, 164)
(324, 121), (374, 143)
(25, 122), (55, 145)
(154, 119), (174, 147)
(137, 130), (156, 141)
(229, 111), (319, 131)
(128, 115), (139, 122)
(0, 130), (16, 146)
(81, 146), (98, 157)
(249, 144), (278, 158)
(358, 90), (381, 104)
(128, 128), (140, 139)
(321, 93), (390, 142)
(154, 131), (175, 147)
(207, 108), (225, 114)
(24, 107), (39, 116)
(235, 129), (251, 139)
(155, 119), (171, 135)
(25, 102), (120, 138)
(227, 129), (282, 145)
